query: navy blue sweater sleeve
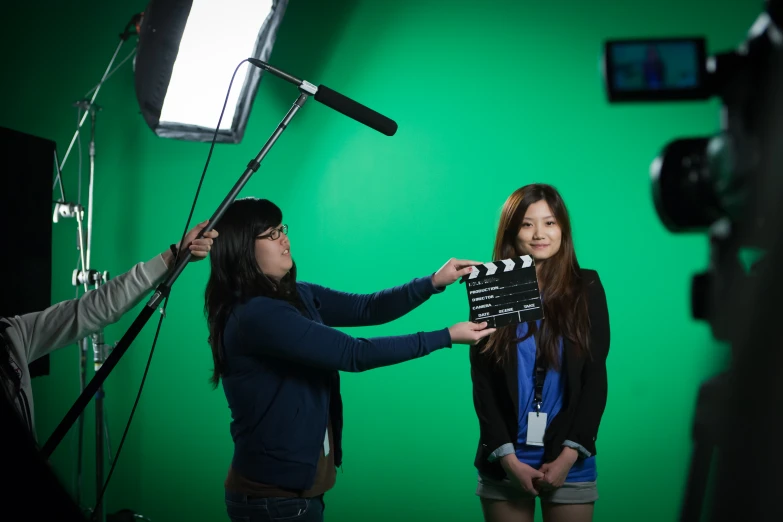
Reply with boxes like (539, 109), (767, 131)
(236, 298), (452, 372)
(306, 275), (442, 328)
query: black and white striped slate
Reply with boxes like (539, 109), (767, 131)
(463, 255), (534, 280)
(461, 255), (543, 328)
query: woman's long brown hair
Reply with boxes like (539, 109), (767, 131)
(480, 184), (590, 369)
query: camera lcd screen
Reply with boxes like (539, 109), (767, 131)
(603, 38), (708, 102)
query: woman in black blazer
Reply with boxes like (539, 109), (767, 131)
(470, 184), (610, 522)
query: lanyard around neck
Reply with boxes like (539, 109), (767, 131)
(533, 358), (546, 414)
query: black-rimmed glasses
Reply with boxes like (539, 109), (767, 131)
(256, 224), (288, 241)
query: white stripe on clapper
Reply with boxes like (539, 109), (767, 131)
(468, 267), (480, 279)
(484, 262), (497, 276)
(520, 255), (533, 268)
(502, 259), (515, 271)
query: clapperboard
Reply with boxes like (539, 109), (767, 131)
(461, 256), (543, 327)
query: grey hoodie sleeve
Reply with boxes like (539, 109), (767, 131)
(5, 254), (169, 364)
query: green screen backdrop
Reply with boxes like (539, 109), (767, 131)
(0, 0), (759, 520)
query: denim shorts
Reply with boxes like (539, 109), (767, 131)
(225, 490), (325, 522)
(476, 473), (598, 504)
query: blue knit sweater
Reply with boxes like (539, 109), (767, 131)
(221, 276), (452, 490)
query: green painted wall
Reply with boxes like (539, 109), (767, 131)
(0, 0), (759, 520)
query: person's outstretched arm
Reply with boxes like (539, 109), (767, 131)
(310, 258), (480, 328)
(232, 296), (495, 372)
(6, 221), (217, 364)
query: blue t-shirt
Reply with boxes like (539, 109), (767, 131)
(515, 320), (597, 482)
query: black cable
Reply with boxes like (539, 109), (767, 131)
(90, 59), (252, 519)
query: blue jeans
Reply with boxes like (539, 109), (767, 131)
(225, 490), (325, 522)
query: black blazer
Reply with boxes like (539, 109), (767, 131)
(469, 269), (610, 480)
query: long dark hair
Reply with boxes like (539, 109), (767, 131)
(480, 184), (590, 369)
(204, 197), (300, 388)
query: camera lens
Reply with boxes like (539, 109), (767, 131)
(650, 137), (724, 232)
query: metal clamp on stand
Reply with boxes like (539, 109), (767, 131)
(53, 202), (83, 223)
(72, 269), (109, 288)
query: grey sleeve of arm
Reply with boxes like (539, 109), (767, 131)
(490, 441), (591, 463)
(11, 254), (169, 363)
(490, 440), (592, 462)
(488, 443), (516, 462)
(563, 439), (592, 458)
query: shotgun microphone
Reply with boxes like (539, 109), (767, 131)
(248, 58), (398, 136)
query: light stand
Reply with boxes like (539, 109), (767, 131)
(53, 200), (88, 504)
(77, 336), (86, 506)
(61, 100), (115, 522)
(72, 269), (112, 522)
(53, 12), (141, 182)
(48, 14), (142, 521)
(73, 100), (102, 271)
(52, 41), (123, 192)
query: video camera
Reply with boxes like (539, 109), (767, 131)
(601, 3), (783, 521)
(601, 0), (783, 343)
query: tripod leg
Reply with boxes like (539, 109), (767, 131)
(680, 441), (715, 522)
(95, 384), (104, 522)
(680, 373), (728, 522)
(76, 337), (88, 506)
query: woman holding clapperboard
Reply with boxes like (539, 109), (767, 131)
(204, 197), (496, 522)
(470, 184), (610, 522)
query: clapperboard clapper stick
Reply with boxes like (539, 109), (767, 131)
(459, 256), (544, 328)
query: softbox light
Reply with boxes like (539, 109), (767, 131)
(134, 0), (288, 143)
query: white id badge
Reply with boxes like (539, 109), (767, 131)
(323, 429), (330, 457)
(526, 412), (547, 446)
